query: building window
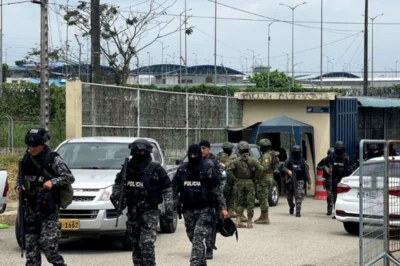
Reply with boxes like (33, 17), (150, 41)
(206, 77), (213, 83)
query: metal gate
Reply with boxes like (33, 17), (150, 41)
(359, 139), (400, 266)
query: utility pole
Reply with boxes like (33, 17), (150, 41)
(40, 0), (50, 130)
(396, 60), (400, 78)
(363, 13), (384, 88)
(363, 0), (369, 96)
(65, 0), (69, 78)
(247, 49), (255, 72)
(214, 0), (217, 85)
(147, 52), (150, 85)
(280, 2), (307, 89)
(74, 34), (82, 79)
(184, 0), (189, 150)
(0, 0), (3, 84)
(91, 0), (101, 83)
(268, 21), (274, 89)
(320, 0), (323, 89)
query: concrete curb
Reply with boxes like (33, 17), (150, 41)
(0, 211), (17, 226)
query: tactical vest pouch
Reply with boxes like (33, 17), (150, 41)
(37, 191), (57, 216)
(235, 159), (254, 180)
(31, 154), (73, 208)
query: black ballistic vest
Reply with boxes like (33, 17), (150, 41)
(291, 158), (306, 181)
(178, 163), (214, 209)
(125, 161), (163, 206)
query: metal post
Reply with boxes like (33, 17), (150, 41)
(160, 41), (163, 82)
(40, 0), (50, 131)
(136, 55), (139, 84)
(179, 12), (182, 84)
(396, 60), (400, 78)
(74, 34), (82, 79)
(320, 0), (323, 89)
(267, 22), (274, 89)
(371, 19), (374, 88)
(185, 0), (189, 150)
(137, 88), (140, 137)
(291, 9), (294, 88)
(66, 0), (69, 78)
(147, 52), (150, 85)
(9, 116), (13, 153)
(214, 0), (217, 85)
(5, 116), (10, 152)
(363, 0), (369, 96)
(0, 0), (3, 84)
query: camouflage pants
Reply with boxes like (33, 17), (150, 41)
(286, 180), (305, 213)
(205, 206), (218, 251)
(325, 180), (334, 213)
(259, 175), (273, 214)
(183, 207), (215, 266)
(126, 207), (158, 266)
(235, 179), (255, 217)
(223, 182), (237, 214)
(25, 204), (65, 266)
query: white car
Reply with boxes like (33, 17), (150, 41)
(335, 156), (400, 235)
(0, 169), (9, 214)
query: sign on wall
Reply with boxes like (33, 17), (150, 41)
(306, 106), (330, 113)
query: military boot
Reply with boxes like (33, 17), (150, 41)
(247, 215), (253, 229)
(206, 248), (213, 260)
(254, 212), (269, 225)
(236, 216), (246, 228)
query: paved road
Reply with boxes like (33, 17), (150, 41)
(0, 198), (359, 266)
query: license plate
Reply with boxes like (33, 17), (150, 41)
(59, 219), (80, 230)
(357, 190), (379, 199)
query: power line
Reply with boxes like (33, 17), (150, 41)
(0, 0), (30, 6)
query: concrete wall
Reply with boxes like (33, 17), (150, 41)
(236, 92), (336, 196)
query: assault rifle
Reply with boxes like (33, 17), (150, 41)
(115, 158), (129, 228)
(17, 160), (26, 258)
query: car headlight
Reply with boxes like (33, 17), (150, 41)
(100, 185), (113, 201)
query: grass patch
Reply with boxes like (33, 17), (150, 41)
(0, 153), (23, 201)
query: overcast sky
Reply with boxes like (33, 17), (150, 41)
(3, 0), (400, 77)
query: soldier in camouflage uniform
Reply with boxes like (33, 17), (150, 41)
(173, 144), (228, 266)
(15, 128), (75, 266)
(218, 142), (238, 218)
(110, 139), (174, 266)
(227, 141), (263, 229)
(255, 138), (279, 225)
(281, 145), (311, 217)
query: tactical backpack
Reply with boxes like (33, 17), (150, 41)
(30, 152), (73, 209)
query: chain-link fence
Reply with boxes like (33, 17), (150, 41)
(0, 118), (65, 154)
(80, 83), (243, 163)
(359, 140), (400, 266)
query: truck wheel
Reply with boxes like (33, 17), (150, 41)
(159, 211), (178, 233)
(121, 231), (133, 251)
(268, 181), (279, 207)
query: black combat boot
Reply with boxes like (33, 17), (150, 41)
(289, 205), (294, 215)
(296, 211), (301, 217)
(206, 248), (213, 260)
(327, 210), (332, 216)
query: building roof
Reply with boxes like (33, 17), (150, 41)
(356, 97), (400, 108)
(296, 72), (361, 80)
(131, 64), (244, 76)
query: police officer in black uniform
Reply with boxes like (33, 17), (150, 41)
(366, 144), (383, 160)
(317, 147), (335, 216)
(15, 128), (75, 266)
(281, 145), (311, 217)
(329, 141), (353, 219)
(110, 139), (174, 266)
(172, 144), (228, 266)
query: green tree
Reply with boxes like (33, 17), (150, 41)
(15, 60), (26, 67)
(2, 63), (8, 83)
(61, 0), (189, 85)
(248, 70), (302, 90)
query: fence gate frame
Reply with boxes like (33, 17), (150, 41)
(359, 139), (400, 266)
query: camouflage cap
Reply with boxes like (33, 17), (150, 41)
(222, 142), (234, 149)
(238, 141), (250, 150)
(258, 138), (271, 147)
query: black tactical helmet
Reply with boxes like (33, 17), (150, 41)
(335, 141), (345, 149)
(292, 145), (301, 152)
(129, 139), (153, 153)
(327, 148), (334, 155)
(25, 128), (50, 146)
(218, 217), (238, 241)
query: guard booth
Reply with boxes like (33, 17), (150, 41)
(228, 116), (316, 195)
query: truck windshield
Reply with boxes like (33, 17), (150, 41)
(57, 143), (131, 169)
(182, 146), (238, 162)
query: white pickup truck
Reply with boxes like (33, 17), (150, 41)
(0, 169), (9, 214)
(15, 137), (178, 250)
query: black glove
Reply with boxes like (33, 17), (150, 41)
(110, 193), (119, 210)
(165, 210), (174, 222)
